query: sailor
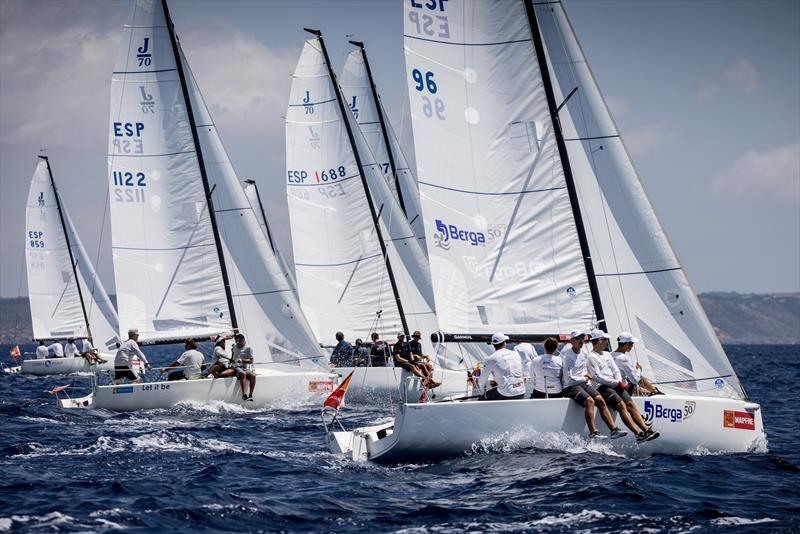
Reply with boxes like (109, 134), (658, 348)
(232, 333), (257, 401)
(47, 340), (64, 358)
(35, 340), (48, 359)
(206, 337), (232, 377)
(480, 333), (526, 401)
(409, 331), (435, 378)
(369, 332), (389, 367)
(587, 329), (658, 442)
(80, 337), (107, 365)
(64, 337), (80, 358)
(514, 342), (538, 377)
(392, 333), (441, 389)
(354, 338), (370, 367)
(114, 329), (150, 384)
(530, 337), (563, 399)
(561, 330), (625, 439)
(163, 339), (205, 381)
(612, 332), (663, 396)
(330, 332), (355, 367)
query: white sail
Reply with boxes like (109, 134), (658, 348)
(534, 1), (744, 398)
(108, 0), (230, 342)
(339, 48), (427, 251)
(242, 179), (296, 288)
(179, 48), (324, 367)
(25, 158), (120, 349)
(403, 0), (595, 336)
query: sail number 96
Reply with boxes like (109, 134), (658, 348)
(411, 69), (445, 120)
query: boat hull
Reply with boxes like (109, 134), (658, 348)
(330, 366), (472, 403)
(20, 357), (114, 376)
(62, 369), (335, 411)
(328, 394), (766, 462)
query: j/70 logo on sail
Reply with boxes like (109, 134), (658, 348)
(433, 219), (486, 249)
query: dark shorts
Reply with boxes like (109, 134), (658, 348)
(531, 390), (564, 399)
(168, 370), (186, 381)
(625, 382), (637, 395)
(397, 361), (416, 372)
(481, 387), (525, 401)
(114, 366), (138, 381)
(598, 384), (632, 409)
(562, 384), (600, 406)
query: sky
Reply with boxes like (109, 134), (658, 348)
(0, 0), (798, 299)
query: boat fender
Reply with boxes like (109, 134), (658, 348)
(743, 403), (761, 413)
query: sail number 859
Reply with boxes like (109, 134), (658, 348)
(411, 69), (445, 120)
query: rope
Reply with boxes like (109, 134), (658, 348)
(651, 374), (732, 385)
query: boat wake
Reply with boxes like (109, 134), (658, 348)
(469, 429), (625, 458)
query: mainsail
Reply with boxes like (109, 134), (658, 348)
(339, 43), (427, 252)
(108, 0), (323, 367)
(25, 157), (120, 349)
(403, 0), (743, 398)
(285, 35), (442, 359)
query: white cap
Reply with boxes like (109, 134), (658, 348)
(589, 329), (611, 341)
(617, 332), (640, 344)
(568, 330), (585, 340)
(491, 332), (509, 345)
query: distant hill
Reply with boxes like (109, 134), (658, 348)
(0, 293), (797, 345)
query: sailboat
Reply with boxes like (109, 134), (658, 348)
(61, 0), (333, 410)
(20, 156), (119, 376)
(285, 31), (482, 400)
(327, 0), (764, 461)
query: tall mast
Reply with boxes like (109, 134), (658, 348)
(42, 156), (92, 341)
(349, 40), (408, 216)
(162, 0), (238, 331)
(305, 28), (410, 337)
(243, 179), (275, 253)
(524, 0), (606, 328)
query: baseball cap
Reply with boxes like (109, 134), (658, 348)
(617, 332), (640, 344)
(491, 332), (509, 345)
(568, 330), (585, 340)
(397, 332), (405, 338)
(412, 330), (421, 338)
(589, 329), (611, 341)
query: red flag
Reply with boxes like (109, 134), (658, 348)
(9, 345), (20, 360)
(418, 388), (429, 403)
(323, 371), (354, 412)
(45, 385), (70, 395)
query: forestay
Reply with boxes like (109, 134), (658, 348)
(25, 158), (120, 350)
(403, 0), (595, 336)
(534, 1), (744, 398)
(339, 47), (427, 252)
(242, 180), (296, 288)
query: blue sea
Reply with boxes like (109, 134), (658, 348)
(0, 344), (797, 532)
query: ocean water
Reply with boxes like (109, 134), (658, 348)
(0, 344), (797, 533)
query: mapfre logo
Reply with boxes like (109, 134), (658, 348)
(433, 219), (486, 249)
(723, 410), (755, 430)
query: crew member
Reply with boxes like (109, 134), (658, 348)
(35, 340), (49, 360)
(480, 333), (525, 401)
(232, 333), (257, 401)
(587, 329), (658, 442)
(47, 339), (64, 358)
(114, 329), (150, 384)
(163, 339), (205, 381)
(561, 330), (624, 440)
(530, 337), (563, 398)
(330, 331), (354, 367)
(409, 331), (435, 378)
(612, 332), (663, 396)
(514, 342), (537, 377)
(354, 338), (370, 367)
(392, 333), (440, 389)
(80, 337), (106, 365)
(64, 337), (80, 358)
(369, 333), (389, 367)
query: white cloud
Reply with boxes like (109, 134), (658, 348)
(696, 57), (760, 103)
(711, 141), (800, 204)
(623, 122), (673, 158)
(696, 78), (720, 104)
(604, 95), (630, 118)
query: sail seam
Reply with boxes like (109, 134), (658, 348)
(112, 243), (213, 251)
(288, 98), (336, 107)
(418, 181), (565, 196)
(108, 149), (195, 158)
(287, 174), (359, 187)
(232, 289), (295, 298)
(113, 68), (177, 74)
(595, 267), (681, 277)
(296, 253), (382, 268)
(404, 35), (532, 47)
(564, 135), (620, 141)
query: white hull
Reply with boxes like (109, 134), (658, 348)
(60, 368), (335, 411)
(331, 366), (473, 403)
(328, 393), (766, 463)
(20, 356), (114, 376)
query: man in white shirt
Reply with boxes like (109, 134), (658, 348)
(612, 332), (663, 396)
(114, 329), (150, 384)
(587, 329), (658, 442)
(561, 330), (624, 439)
(163, 339), (205, 380)
(35, 340), (49, 360)
(64, 338), (80, 358)
(232, 333), (257, 401)
(480, 333), (526, 401)
(47, 340), (64, 358)
(80, 338), (107, 365)
(514, 342), (538, 378)
(530, 337), (563, 399)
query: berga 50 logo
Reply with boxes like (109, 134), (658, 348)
(433, 219), (486, 250)
(723, 410), (755, 430)
(644, 400), (696, 423)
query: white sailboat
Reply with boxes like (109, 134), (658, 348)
(285, 31), (480, 400)
(20, 156), (118, 376)
(62, 0), (333, 411)
(327, 0), (764, 461)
